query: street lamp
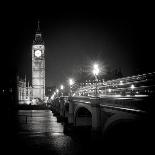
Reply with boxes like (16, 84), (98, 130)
(130, 84), (135, 96)
(93, 64), (100, 76)
(130, 84), (135, 89)
(92, 63), (100, 97)
(60, 85), (64, 96)
(69, 78), (74, 96)
(119, 80), (123, 85)
(56, 89), (59, 97)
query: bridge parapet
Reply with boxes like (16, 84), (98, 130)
(99, 96), (151, 114)
(71, 96), (91, 104)
(50, 94), (150, 135)
(55, 93), (151, 113)
(71, 96), (101, 105)
(90, 97), (101, 107)
(70, 95), (150, 115)
(58, 95), (150, 114)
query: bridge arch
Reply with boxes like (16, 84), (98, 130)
(103, 113), (137, 133)
(74, 104), (92, 128)
(103, 113), (143, 144)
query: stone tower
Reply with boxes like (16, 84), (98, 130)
(32, 21), (45, 100)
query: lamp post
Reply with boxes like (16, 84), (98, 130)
(69, 78), (74, 97)
(92, 64), (100, 97)
(56, 89), (59, 97)
(130, 84), (135, 96)
(60, 85), (64, 97)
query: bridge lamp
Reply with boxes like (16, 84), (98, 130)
(92, 63), (100, 97)
(130, 84), (135, 90)
(56, 89), (59, 97)
(108, 88), (112, 93)
(69, 78), (74, 86)
(69, 78), (74, 96)
(51, 95), (54, 100)
(93, 64), (100, 76)
(60, 85), (64, 90)
(130, 84), (135, 96)
(119, 81), (123, 85)
(60, 85), (64, 96)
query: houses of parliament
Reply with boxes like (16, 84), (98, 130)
(17, 21), (45, 104)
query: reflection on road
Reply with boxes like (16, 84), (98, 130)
(16, 110), (97, 154)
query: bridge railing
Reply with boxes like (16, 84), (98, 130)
(51, 93), (153, 114)
(73, 72), (155, 98)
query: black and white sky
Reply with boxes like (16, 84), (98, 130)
(2, 5), (154, 87)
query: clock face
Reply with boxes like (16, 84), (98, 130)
(35, 50), (41, 57)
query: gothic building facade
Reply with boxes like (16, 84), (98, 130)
(17, 76), (32, 104)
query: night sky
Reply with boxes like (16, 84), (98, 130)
(2, 6), (154, 87)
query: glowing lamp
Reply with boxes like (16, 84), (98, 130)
(130, 84), (135, 89)
(93, 64), (100, 76)
(69, 78), (74, 86)
(60, 85), (64, 90)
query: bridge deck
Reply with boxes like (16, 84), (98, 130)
(71, 95), (152, 114)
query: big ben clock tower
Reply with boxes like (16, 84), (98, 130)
(32, 21), (45, 101)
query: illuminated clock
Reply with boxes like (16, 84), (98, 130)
(35, 50), (41, 57)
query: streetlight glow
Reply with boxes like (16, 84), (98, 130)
(60, 84), (64, 96)
(130, 84), (135, 89)
(69, 78), (74, 86)
(92, 63), (100, 97)
(108, 88), (112, 93)
(60, 85), (64, 90)
(68, 78), (74, 97)
(119, 81), (123, 85)
(93, 63), (100, 76)
(130, 84), (135, 96)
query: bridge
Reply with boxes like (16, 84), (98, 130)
(50, 72), (155, 137)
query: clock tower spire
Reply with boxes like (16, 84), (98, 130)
(33, 20), (44, 45)
(37, 20), (40, 32)
(32, 21), (45, 102)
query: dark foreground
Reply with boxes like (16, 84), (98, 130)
(6, 109), (154, 155)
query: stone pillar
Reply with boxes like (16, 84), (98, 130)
(68, 98), (74, 124)
(91, 98), (101, 132)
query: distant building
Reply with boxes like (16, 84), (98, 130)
(17, 76), (32, 104)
